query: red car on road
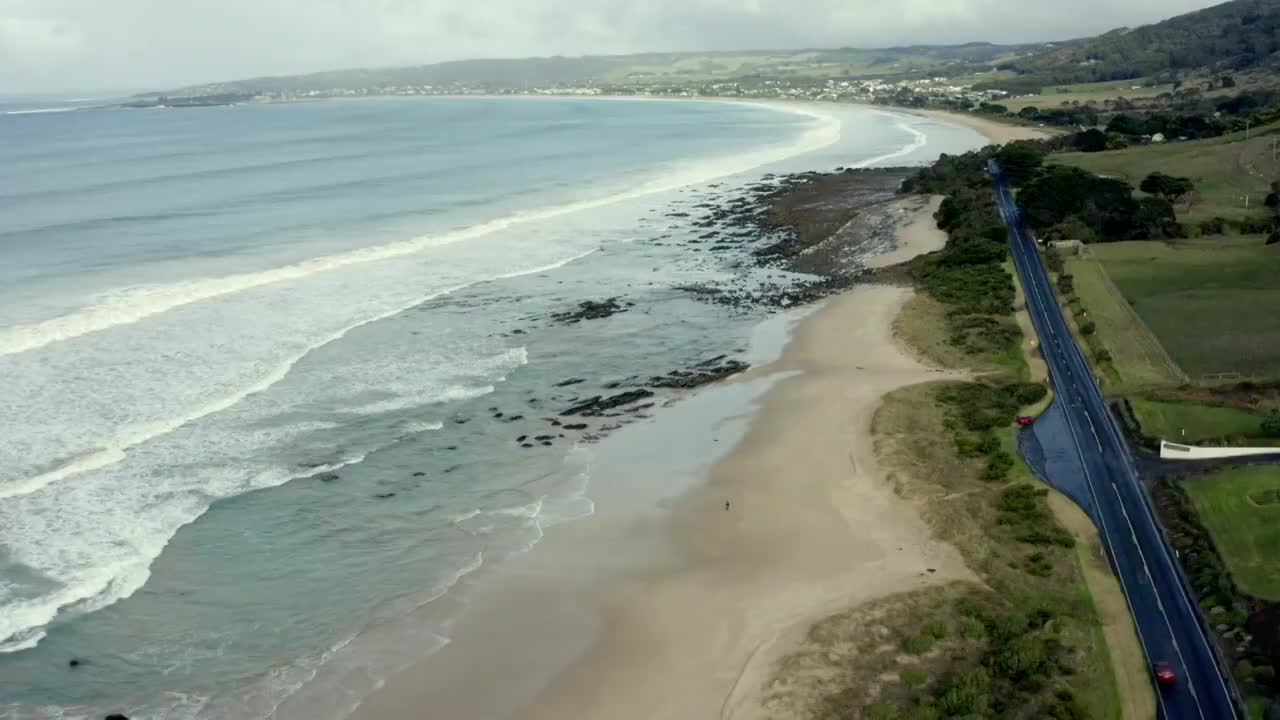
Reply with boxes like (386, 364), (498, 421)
(1153, 661), (1177, 686)
(1016, 416), (1035, 426)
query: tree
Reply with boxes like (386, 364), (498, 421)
(1073, 128), (1108, 152)
(1107, 114), (1145, 136)
(1133, 196), (1181, 238)
(996, 142), (1047, 186)
(1140, 172), (1196, 202)
(1018, 165), (1140, 239)
(1263, 412), (1280, 437)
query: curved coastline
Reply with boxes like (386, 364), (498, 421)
(0, 99), (1009, 718)
(344, 112), (995, 720)
(0, 97), (849, 660)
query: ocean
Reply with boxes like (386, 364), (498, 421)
(0, 96), (984, 719)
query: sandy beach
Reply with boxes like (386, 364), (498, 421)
(913, 108), (1053, 144)
(350, 193), (971, 720)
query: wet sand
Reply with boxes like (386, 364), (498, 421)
(350, 197), (970, 720)
(913, 108), (1054, 144)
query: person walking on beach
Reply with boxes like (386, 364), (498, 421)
(725, 500), (731, 511)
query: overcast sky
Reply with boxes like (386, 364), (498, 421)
(0, 0), (1226, 94)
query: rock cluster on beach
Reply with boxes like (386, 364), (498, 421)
(550, 298), (632, 323)
(485, 166), (918, 449)
(349, 166), (920, 471)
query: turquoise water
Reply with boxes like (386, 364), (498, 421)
(0, 97), (983, 718)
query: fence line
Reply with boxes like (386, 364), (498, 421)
(1077, 247), (1190, 384)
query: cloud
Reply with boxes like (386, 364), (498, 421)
(0, 0), (1226, 94)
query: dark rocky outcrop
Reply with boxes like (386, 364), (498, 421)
(561, 389), (656, 417)
(551, 299), (627, 324)
(651, 359), (750, 389)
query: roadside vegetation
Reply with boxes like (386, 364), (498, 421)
(1004, 110), (1280, 715)
(1152, 469), (1280, 710)
(760, 149), (1141, 720)
(1186, 466), (1280, 601)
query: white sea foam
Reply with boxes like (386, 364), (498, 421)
(0, 448), (371, 654)
(489, 496), (545, 519)
(0, 108), (839, 359)
(851, 113), (931, 168)
(0, 256), (577, 502)
(3, 107), (77, 115)
(448, 509), (482, 524)
(0, 249), (597, 655)
(399, 420), (444, 436)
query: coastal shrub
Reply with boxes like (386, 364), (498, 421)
(1079, 321), (1097, 336)
(958, 617), (987, 640)
(999, 484), (1050, 519)
(1044, 248), (1066, 274)
(926, 620), (949, 640)
(901, 667), (930, 688)
(975, 433), (1002, 457)
(1237, 660), (1255, 681)
(1016, 528), (1077, 549)
(1025, 552), (1055, 577)
(906, 701), (942, 720)
(1199, 217), (1228, 236)
(905, 633), (937, 654)
(937, 669), (991, 716)
(1056, 274), (1075, 295)
(865, 701), (894, 720)
(983, 451), (1016, 482)
(1013, 383), (1048, 407)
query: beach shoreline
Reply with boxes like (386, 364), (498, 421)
(346, 190), (971, 720)
(277, 93), (1050, 147)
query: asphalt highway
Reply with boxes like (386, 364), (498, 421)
(989, 160), (1237, 720)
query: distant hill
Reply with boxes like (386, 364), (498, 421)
(981, 0), (1280, 92)
(153, 43), (1038, 98)
(153, 0), (1280, 100)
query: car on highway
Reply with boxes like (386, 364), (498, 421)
(1016, 416), (1035, 426)
(1153, 661), (1178, 686)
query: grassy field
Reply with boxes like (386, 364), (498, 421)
(1070, 240), (1280, 380)
(1131, 397), (1271, 443)
(1186, 466), (1280, 600)
(1003, 81), (1172, 112)
(1055, 122), (1280, 223)
(1061, 252), (1186, 388)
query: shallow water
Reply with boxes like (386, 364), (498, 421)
(0, 97), (984, 718)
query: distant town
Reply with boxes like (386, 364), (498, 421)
(130, 76), (1013, 112)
